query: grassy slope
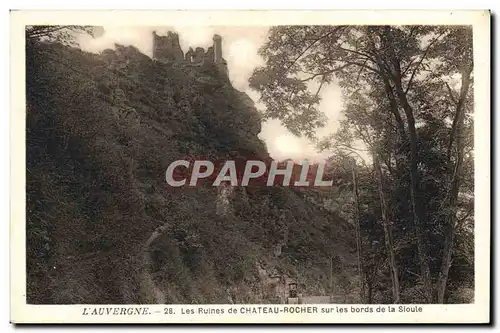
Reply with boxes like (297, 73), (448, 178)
(26, 41), (356, 304)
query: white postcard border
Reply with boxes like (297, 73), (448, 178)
(10, 9), (491, 324)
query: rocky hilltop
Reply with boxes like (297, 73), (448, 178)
(26, 34), (357, 304)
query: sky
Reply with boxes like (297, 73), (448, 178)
(77, 27), (345, 162)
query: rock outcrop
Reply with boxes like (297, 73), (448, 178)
(26, 36), (356, 305)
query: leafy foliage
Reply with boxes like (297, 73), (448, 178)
(251, 25), (474, 303)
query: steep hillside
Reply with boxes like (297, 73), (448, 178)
(26, 39), (357, 304)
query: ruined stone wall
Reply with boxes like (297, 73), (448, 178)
(152, 31), (184, 64)
(153, 31), (228, 76)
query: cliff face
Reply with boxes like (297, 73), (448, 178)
(26, 40), (357, 304)
(152, 31), (184, 63)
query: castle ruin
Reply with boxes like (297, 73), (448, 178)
(152, 31), (184, 63)
(152, 31), (228, 76)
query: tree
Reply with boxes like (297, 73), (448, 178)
(373, 150), (400, 303)
(250, 25), (474, 303)
(432, 27), (474, 303)
(350, 158), (365, 302)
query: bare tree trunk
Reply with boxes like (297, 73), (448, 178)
(408, 124), (433, 303)
(351, 160), (365, 302)
(436, 64), (473, 303)
(390, 71), (432, 303)
(374, 152), (400, 303)
(374, 26), (432, 302)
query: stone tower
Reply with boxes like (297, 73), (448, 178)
(212, 34), (228, 76)
(152, 31), (184, 64)
(151, 31), (228, 76)
(213, 34), (223, 63)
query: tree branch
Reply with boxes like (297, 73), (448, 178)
(405, 32), (446, 94)
(355, 59), (368, 83)
(342, 60), (383, 75)
(447, 64), (473, 158)
(338, 47), (378, 64)
(285, 27), (345, 72)
(304, 75), (326, 111)
(299, 62), (368, 83)
(26, 26), (72, 39)
(401, 56), (417, 77)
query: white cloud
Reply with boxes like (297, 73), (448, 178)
(78, 26), (155, 57)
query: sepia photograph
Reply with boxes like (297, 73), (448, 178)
(11, 10), (490, 323)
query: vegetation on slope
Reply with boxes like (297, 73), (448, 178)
(250, 25), (475, 303)
(26, 38), (356, 304)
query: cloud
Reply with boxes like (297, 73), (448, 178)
(78, 26), (155, 56)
